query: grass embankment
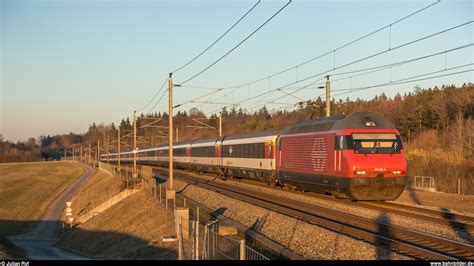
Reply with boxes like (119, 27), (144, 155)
(0, 161), (85, 259)
(66, 170), (125, 219)
(59, 170), (177, 259)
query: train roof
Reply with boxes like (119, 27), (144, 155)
(191, 137), (221, 145)
(223, 128), (281, 141)
(282, 112), (396, 135)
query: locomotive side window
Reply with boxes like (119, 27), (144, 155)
(352, 133), (402, 154)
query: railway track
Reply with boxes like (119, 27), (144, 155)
(234, 177), (474, 237)
(152, 167), (474, 260)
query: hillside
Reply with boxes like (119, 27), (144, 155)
(58, 170), (178, 259)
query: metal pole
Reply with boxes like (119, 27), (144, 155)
(169, 73), (174, 190)
(133, 111), (137, 179)
(118, 128), (121, 175)
(325, 75), (331, 117)
(80, 145), (83, 162)
(64, 148), (66, 159)
(219, 112), (222, 137)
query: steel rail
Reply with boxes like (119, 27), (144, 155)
(152, 167), (473, 260)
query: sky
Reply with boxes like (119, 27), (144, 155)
(1, 0), (473, 142)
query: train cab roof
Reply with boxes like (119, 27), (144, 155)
(282, 112), (396, 135)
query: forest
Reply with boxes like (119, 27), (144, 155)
(1, 83), (472, 193)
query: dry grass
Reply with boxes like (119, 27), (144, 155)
(395, 189), (474, 214)
(59, 188), (178, 259)
(66, 170), (124, 220)
(0, 161), (84, 259)
(0, 161), (84, 236)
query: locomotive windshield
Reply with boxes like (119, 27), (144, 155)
(352, 133), (402, 154)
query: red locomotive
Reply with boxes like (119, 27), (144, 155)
(276, 112), (407, 200)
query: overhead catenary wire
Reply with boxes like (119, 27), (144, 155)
(258, 66), (474, 114)
(331, 68), (474, 98)
(147, 81), (169, 114)
(182, 1), (444, 115)
(253, 64), (474, 112)
(219, 22), (474, 113)
(280, 43), (473, 91)
(196, 7), (460, 116)
(272, 21), (473, 93)
(191, 0), (440, 91)
(135, 77), (169, 112)
(136, 1), (261, 115)
(177, 0), (292, 86)
(172, 0), (261, 74)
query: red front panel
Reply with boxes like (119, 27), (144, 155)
(336, 129), (406, 179)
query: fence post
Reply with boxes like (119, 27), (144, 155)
(178, 215), (184, 260)
(196, 207), (200, 260)
(239, 239), (246, 260)
(159, 183), (162, 203)
(203, 225), (208, 259)
(191, 220), (195, 260)
(458, 178), (461, 195)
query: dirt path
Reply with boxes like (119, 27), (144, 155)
(8, 163), (95, 260)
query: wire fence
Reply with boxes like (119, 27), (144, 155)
(409, 175), (471, 195)
(95, 161), (270, 260)
(410, 176), (437, 192)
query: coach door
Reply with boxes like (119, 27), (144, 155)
(215, 142), (222, 167)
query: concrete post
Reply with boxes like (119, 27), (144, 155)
(118, 127), (121, 174)
(325, 75), (330, 117)
(133, 110), (137, 179)
(169, 73), (174, 190)
(239, 239), (246, 260)
(196, 207), (200, 260)
(175, 207), (189, 241)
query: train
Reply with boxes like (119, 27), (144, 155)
(100, 112), (408, 201)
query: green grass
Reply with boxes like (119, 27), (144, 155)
(0, 161), (84, 236)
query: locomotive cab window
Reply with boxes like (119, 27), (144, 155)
(335, 136), (353, 150)
(352, 133), (402, 154)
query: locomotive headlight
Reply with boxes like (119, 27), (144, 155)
(356, 171), (366, 175)
(393, 170), (401, 174)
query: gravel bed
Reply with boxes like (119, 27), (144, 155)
(216, 178), (474, 245)
(170, 174), (412, 260)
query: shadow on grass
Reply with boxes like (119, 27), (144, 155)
(3, 220), (178, 260)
